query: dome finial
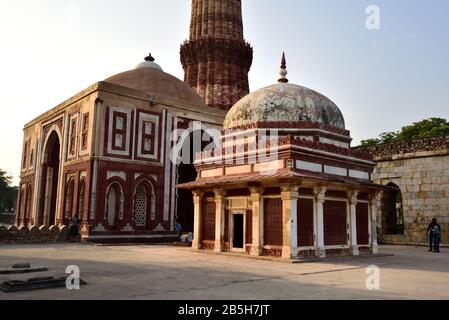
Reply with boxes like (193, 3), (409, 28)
(278, 52), (288, 83)
(145, 53), (155, 62)
(135, 52), (163, 71)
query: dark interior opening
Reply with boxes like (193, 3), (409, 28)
(39, 131), (60, 226)
(176, 127), (216, 233)
(177, 163), (197, 232)
(233, 214), (244, 249)
(382, 183), (404, 235)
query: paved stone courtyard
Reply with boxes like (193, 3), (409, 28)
(0, 244), (447, 300)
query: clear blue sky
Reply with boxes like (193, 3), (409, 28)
(1, 0), (448, 185)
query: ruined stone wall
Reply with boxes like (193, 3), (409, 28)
(0, 225), (69, 244)
(357, 136), (449, 246)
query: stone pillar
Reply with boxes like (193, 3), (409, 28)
(371, 191), (383, 254)
(349, 190), (360, 256)
(43, 167), (53, 226)
(250, 187), (264, 256)
(281, 185), (300, 259)
(314, 186), (327, 258)
(192, 191), (204, 251)
(214, 189), (226, 252)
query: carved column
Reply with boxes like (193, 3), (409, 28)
(349, 190), (360, 256)
(250, 186), (264, 256)
(43, 167), (53, 226)
(314, 186), (327, 258)
(371, 190), (383, 254)
(281, 185), (300, 259)
(214, 189), (226, 252)
(192, 190), (204, 251)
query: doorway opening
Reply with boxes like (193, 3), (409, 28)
(38, 131), (61, 226)
(176, 126), (216, 233)
(232, 213), (245, 251)
(381, 182), (404, 235)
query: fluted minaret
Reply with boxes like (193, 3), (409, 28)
(181, 0), (253, 111)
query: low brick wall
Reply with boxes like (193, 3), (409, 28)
(380, 235), (447, 247)
(0, 225), (70, 244)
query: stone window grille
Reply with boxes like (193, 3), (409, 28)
(70, 119), (77, 155)
(22, 141), (28, 170)
(134, 184), (148, 227)
(113, 112), (127, 151)
(81, 113), (89, 150)
(142, 121), (155, 155)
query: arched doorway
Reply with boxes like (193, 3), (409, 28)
(176, 127), (216, 232)
(64, 178), (75, 222)
(38, 131), (61, 226)
(106, 183), (121, 229)
(133, 181), (155, 228)
(381, 183), (404, 235)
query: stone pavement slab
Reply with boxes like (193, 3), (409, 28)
(0, 244), (447, 300)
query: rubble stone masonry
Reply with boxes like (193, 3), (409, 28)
(358, 136), (449, 245)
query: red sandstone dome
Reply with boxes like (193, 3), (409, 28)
(105, 54), (205, 106)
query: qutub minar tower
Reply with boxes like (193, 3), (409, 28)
(181, 0), (253, 110)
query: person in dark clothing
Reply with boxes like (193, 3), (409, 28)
(427, 218), (441, 252)
(69, 215), (80, 242)
(433, 223), (441, 253)
(175, 221), (183, 240)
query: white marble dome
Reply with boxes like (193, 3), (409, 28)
(223, 82), (346, 130)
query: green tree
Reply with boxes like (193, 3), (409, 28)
(360, 118), (449, 147)
(360, 138), (381, 147)
(0, 169), (16, 212)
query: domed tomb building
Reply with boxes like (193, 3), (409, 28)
(15, 0), (253, 242)
(178, 54), (388, 259)
(15, 54), (226, 241)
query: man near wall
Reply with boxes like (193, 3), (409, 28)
(427, 218), (441, 253)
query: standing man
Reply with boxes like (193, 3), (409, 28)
(427, 218), (441, 252)
(433, 221), (441, 253)
(69, 215), (80, 243)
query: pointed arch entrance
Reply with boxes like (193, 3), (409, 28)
(176, 125), (217, 233)
(38, 131), (61, 226)
(381, 182), (404, 235)
(106, 183), (122, 229)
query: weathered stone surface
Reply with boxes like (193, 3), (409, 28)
(365, 137), (449, 245)
(49, 225), (59, 237)
(39, 225), (49, 235)
(223, 83), (346, 130)
(12, 263), (31, 269)
(58, 225), (69, 241)
(18, 226), (29, 235)
(0, 224), (71, 244)
(7, 225), (18, 234)
(29, 226), (40, 236)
